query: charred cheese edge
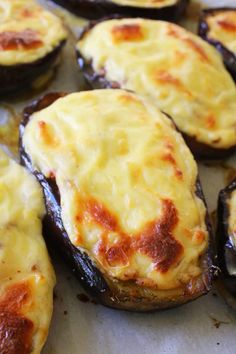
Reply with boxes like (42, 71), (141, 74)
(0, 150), (56, 354)
(0, 0), (67, 66)
(77, 18), (236, 149)
(23, 89), (208, 291)
(205, 9), (236, 55)
(228, 190), (236, 250)
(110, 0), (176, 9)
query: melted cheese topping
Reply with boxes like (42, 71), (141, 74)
(23, 90), (208, 291)
(77, 18), (236, 149)
(0, 150), (55, 354)
(228, 189), (236, 249)
(0, 0), (67, 66)
(110, 0), (176, 9)
(206, 10), (236, 54)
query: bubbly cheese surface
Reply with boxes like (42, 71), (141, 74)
(23, 90), (208, 291)
(0, 150), (55, 354)
(110, 0), (176, 9)
(77, 18), (236, 149)
(228, 189), (236, 249)
(206, 10), (236, 54)
(0, 0), (67, 66)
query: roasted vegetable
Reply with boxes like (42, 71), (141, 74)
(20, 90), (213, 311)
(76, 18), (236, 160)
(217, 179), (236, 304)
(50, 0), (188, 21)
(0, 150), (55, 354)
(0, 0), (67, 96)
(199, 8), (236, 81)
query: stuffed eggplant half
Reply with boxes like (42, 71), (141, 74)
(20, 89), (213, 311)
(0, 150), (56, 354)
(50, 0), (188, 21)
(217, 179), (236, 305)
(0, 0), (67, 96)
(199, 8), (236, 81)
(76, 18), (236, 160)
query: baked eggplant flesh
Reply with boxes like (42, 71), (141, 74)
(20, 89), (213, 311)
(50, 0), (188, 21)
(199, 8), (236, 81)
(0, 0), (67, 96)
(76, 18), (236, 160)
(0, 150), (56, 354)
(217, 179), (236, 303)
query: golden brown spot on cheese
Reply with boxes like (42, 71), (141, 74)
(184, 228), (193, 239)
(118, 93), (139, 104)
(0, 312), (33, 354)
(98, 232), (131, 268)
(38, 121), (58, 147)
(167, 26), (181, 38)
(161, 152), (176, 166)
(217, 19), (236, 32)
(86, 199), (118, 231)
(154, 70), (191, 97)
(0, 30), (43, 51)
(174, 50), (187, 66)
(31, 265), (38, 272)
(205, 114), (216, 129)
(106, 242), (129, 267)
(161, 153), (183, 180)
(175, 168), (183, 179)
(0, 282), (31, 313)
(183, 38), (210, 63)
(21, 9), (34, 18)
(134, 199), (183, 272)
(0, 282), (33, 354)
(94, 199), (183, 273)
(111, 24), (144, 42)
(167, 26), (209, 63)
(193, 229), (206, 245)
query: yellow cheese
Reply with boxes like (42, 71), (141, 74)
(206, 10), (236, 54)
(110, 0), (176, 8)
(23, 90), (208, 291)
(228, 189), (236, 249)
(0, 0), (67, 66)
(0, 150), (55, 354)
(77, 18), (236, 149)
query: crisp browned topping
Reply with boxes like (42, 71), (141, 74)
(0, 29), (42, 51)
(0, 282), (34, 354)
(205, 114), (216, 129)
(217, 19), (236, 32)
(134, 199), (183, 272)
(86, 199), (118, 231)
(161, 153), (183, 179)
(111, 24), (144, 42)
(184, 38), (210, 63)
(75, 196), (183, 274)
(21, 9), (34, 18)
(167, 26), (209, 63)
(38, 121), (58, 147)
(154, 70), (192, 97)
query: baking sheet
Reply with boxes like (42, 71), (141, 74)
(1, 0), (236, 353)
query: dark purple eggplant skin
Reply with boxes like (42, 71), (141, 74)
(19, 92), (214, 311)
(217, 179), (236, 299)
(199, 8), (236, 81)
(0, 40), (66, 97)
(50, 0), (189, 21)
(76, 23), (236, 161)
